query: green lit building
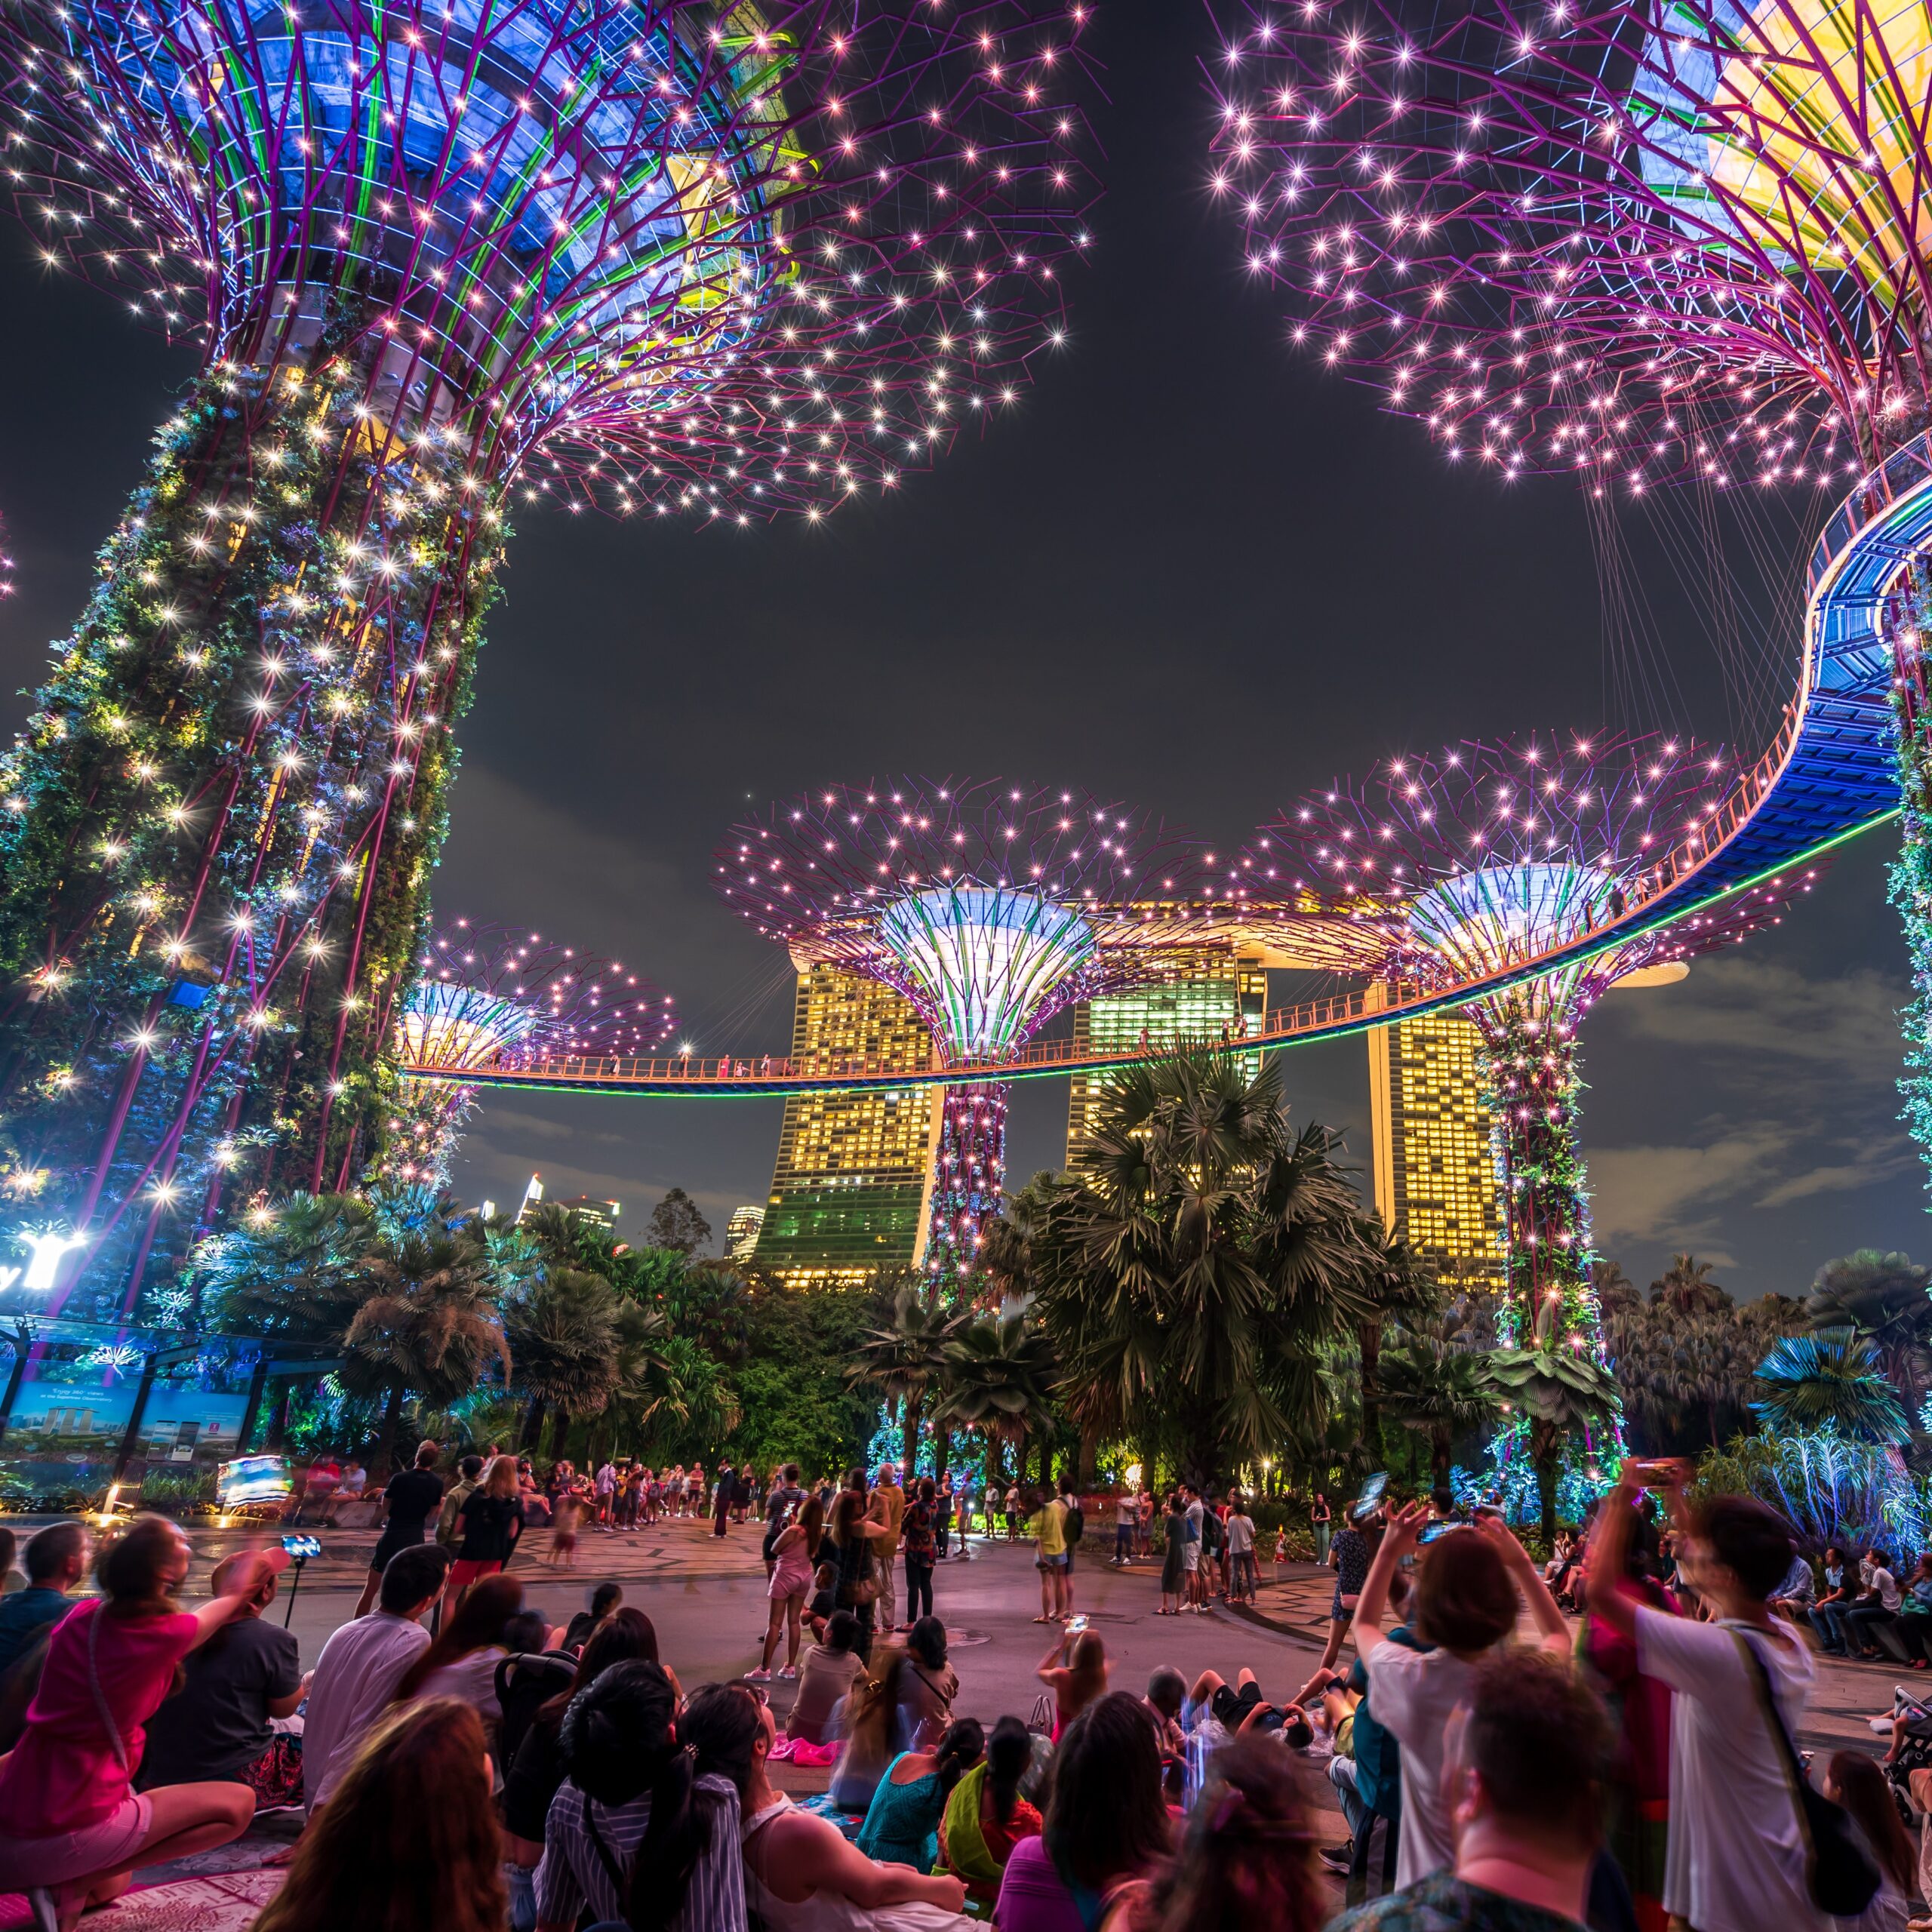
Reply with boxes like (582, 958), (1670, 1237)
(751, 962), (941, 1284)
(1064, 944), (1269, 1167)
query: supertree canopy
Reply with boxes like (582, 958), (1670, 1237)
(716, 779), (1201, 1286)
(1262, 732), (1817, 1352)
(380, 918), (675, 1189)
(0, 0), (1096, 1318)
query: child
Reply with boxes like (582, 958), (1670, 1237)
(549, 1491), (583, 1568)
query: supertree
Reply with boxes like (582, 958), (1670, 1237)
(1206, 0), (1932, 1191)
(1262, 732), (1818, 1355)
(380, 918), (675, 1190)
(715, 779), (1203, 1287)
(0, 0), (1097, 1318)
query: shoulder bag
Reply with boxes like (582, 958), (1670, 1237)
(1735, 1630), (1878, 1915)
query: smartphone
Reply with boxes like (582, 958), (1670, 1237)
(1065, 1614), (1089, 1635)
(281, 1534), (321, 1560)
(1417, 1521), (1466, 1545)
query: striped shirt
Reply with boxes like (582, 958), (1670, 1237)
(534, 1774), (745, 1931)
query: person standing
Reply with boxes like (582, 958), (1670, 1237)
(754, 1498), (824, 1681)
(593, 1459), (617, 1530)
(762, 1463), (807, 1577)
(903, 1478), (939, 1628)
(354, 1440), (445, 1619)
(1226, 1498), (1258, 1605)
(1157, 1493), (1188, 1616)
(1586, 1457), (1835, 1932)
(712, 1463), (734, 1539)
(1113, 1488), (1139, 1567)
(1312, 1492), (1333, 1564)
(1318, 1500), (1379, 1672)
(1026, 1486), (1069, 1624)
(441, 1454), (524, 1621)
(870, 1463), (906, 1632)
(435, 1454), (485, 1550)
(935, 1475), (955, 1558)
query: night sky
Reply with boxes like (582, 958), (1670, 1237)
(0, 0), (1915, 1299)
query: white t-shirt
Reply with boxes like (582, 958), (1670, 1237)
(1360, 1639), (1484, 1887)
(1226, 1515), (1255, 1555)
(1115, 1497), (1137, 1527)
(301, 1611), (431, 1814)
(1872, 1566), (1903, 1612)
(1635, 1606), (1832, 1932)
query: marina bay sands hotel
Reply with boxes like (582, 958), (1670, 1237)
(739, 930), (1506, 1294)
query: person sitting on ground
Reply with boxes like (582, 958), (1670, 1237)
(1142, 1666), (1188, 1764)
(1586, 1455), (1835, 1932)
(940, 1712), (1043, 1906)
(1822, 1749), (1915, 1932)
(1355, 1501), (1572, 1889)
(392, 1571), (524, 1725)
(501, 1610), (665, 1924)
(1037, 1629), (1109, 1742)
(804, 1559), (839, 1644)
(562, 1580), (624, 1654)
(1115, 1734), (1326, 1932)
(900, 1615), (958, 1746)
(685, 1678), (973, 1931)
(250, 1698), (507, 1932)
(300, 1543), (448, 1820)
(787, 1609), (866, 1749)
(995, 1691), (1171, 1932)
(1181, 1667), (1313, 1747)
(831, 1644), (916, 1814)
(0, 1515), (267, 1932)
(0, 1521), (89, 1683)
(857, 1718), (984, 1874)
(134, 1549), (308, 1804)
(534, 1663), (746, 1932)
(1330, 1648), (1614, 1932)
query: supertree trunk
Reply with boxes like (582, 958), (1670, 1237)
(1889, 561), (1932, 1201)
(924, 1081), (1010, 1298)
(0, 333), (505, 1321)
(1473, 1001), (1601, 1353)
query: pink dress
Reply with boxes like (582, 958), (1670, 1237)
(770, 1532), (815, 1601)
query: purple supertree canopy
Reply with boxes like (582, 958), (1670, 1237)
(5, 0), (1100, 518)
(1205, 0), (1930, 488)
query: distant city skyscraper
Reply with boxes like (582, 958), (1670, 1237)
(752, 964), (941, 1285)
(1364, 989), (1506, 1294)
(725, 1204), (767, 1263)
(1064, 944), (1269, 1168)
(514, 1174), (620, 1235)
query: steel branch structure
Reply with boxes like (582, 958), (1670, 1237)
(1266, 732), (1817, 1352)
(716, 778), (1209, 1284)
(381, 918), (675, 1188)
(0, 0), (1096, 1320)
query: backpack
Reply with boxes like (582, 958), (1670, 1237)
(1201, 1509), (1225, 1555)
(1063, 1497), (1084, 1546)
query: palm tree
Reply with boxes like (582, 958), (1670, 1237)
(1751, 1328), (1912, 1444)
(1379, 1327), (1500, 1478)
(1589, 1257), (1641, 1318)
(342, 1223), (509, 1462)
(931, 1297), (1060, 1498)
(1031, 1051), (1381, 1488)
(1807, 1251), (1932, 1421)
(202, 1191), (377, 1341)
(1478, 1306), (1622, 1543)
(847, 1279), (960, 1472)
(1352, 1226), (1441, 1467)
(502, 1266), (623, 1451)
(1651, 1254), (1731, 1316)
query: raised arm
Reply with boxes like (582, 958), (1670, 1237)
(1584, 1472), (1647, 1640)
(1476, 1515), (1572, 1653)
(1353, 1503), (1429, 1654)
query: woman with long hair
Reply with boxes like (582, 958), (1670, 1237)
(393, 1571), (522, 1717)
(754, 1497), (823, 1682)
(938, 1713), (1041, 1906)
(0, 1515), (265, 1932)
(829, 1646), (906, 1814)
(501, 1611), (663, 1927)
(1036, 1628), (1109, 1741)
(684, 1681), (971, 1931)
(1113, 1736), (1324, 1932)
(902, 1478), (938, 1628)
(534, 1662), (746, 1932)
(826, 1487), (894, 1663)
(856, 1719), (983, 1874)
(1822, 1751), (1915, 1930)
(995, 1692), (1171, 1932)
(254, 1699), (505, 1932)
(442, 1453), (525, 1617)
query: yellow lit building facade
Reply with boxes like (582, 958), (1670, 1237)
(1063, 945), (1269, 1168)
(1365, 986), (1506, 1293)
(750, 962), (943, 1285)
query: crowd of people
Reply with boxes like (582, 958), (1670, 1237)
(0, 1449), (1923, 1932)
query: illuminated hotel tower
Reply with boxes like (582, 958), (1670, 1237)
(751, 962), (943, 1285)
(1365, 987), (1507, 1293)
(1064, 944), (1269, 1168)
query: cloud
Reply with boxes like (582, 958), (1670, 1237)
(1589, 1121), (1790, 1249)
(1754, 1137), (1921, 1209)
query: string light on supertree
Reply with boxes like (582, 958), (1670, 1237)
(0, 0), (1097, 1319)
(381, 919), (676, 1191)
(1261, 732), (1820, 1355)
(1206, 0), (1932, 1201)
(716, 779), (1204, 1289)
